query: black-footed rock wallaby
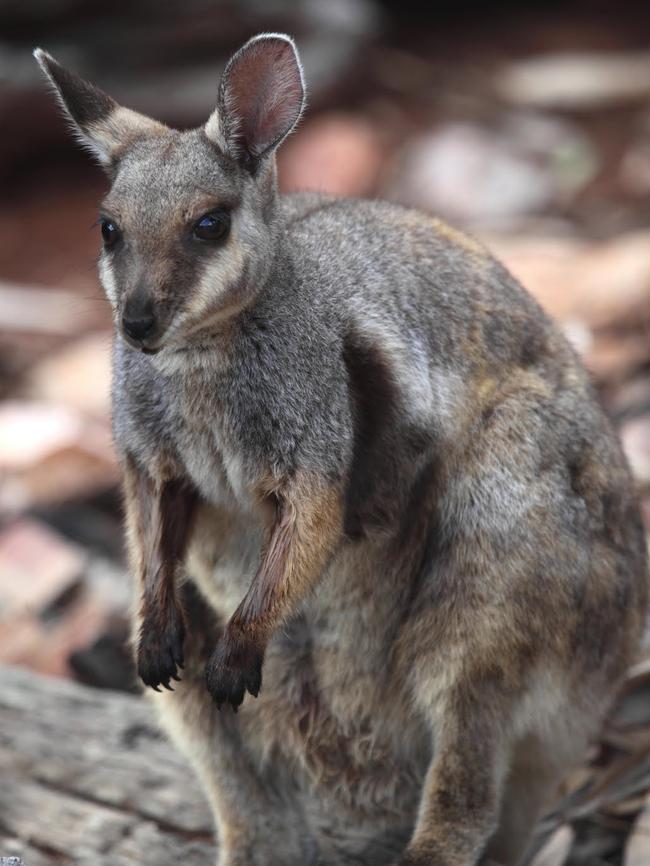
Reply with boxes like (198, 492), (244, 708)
(35, 33), (648, 866)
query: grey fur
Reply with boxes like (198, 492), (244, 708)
(36, 34), (648, 866)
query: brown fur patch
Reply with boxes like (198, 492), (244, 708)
(430, 217), (486, 258)
(242, 471), (344, 635)
(205, 472), (343, 709)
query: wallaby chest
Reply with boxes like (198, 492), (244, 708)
(167, 363), (252, 511)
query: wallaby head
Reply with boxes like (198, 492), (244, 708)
(34, 35), (305, 353)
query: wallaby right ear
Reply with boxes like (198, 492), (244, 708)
(206, 33), (305, 171)
(33, 48), (167, 169)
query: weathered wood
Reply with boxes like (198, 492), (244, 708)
(0, 665), (216, 865)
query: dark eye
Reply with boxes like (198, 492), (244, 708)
(100, 218), (121, 249)
(193, 209), (231, 243)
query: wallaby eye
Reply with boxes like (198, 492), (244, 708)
(100, 218), (121, 249)
(193, 209), (231, 243)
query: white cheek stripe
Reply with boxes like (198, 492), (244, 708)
(174, 240), (246, 335)
(98, 257), (118, 309)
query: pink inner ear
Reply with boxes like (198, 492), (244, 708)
(226, 38), (303, 158)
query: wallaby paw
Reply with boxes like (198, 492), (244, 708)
(205, 627), (264, 711)
(137, 604), (185, 692)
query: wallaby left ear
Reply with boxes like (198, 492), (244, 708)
(33, 48), (167, 169)
(206, 33), (305, 170)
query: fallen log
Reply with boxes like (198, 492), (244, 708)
(0, 665), (215, 865)
(4, 658), (650, 866)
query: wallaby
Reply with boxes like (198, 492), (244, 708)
(35, 34), (648, 866)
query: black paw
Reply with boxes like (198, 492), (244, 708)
(205, 628), (264, 711)
(137, 606), (185, 692)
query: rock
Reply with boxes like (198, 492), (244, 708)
(0, 518), (86, 620)
(603, 375), (650, 423)
(386, 116), (596, 225)
(0, 517), (130, 679)
(0, 281), (105, 336)
(279, 113), (383, 198)
(69, 629), (137, 693)
(25, 332), (112, 419)
(0, 593), (109, 679)
(620, 145), (650, 199)
(0, 401), (117, 515)
(387, 122), (551, 223)
(32, 498), (125, 561)
(301, 0), (379, 37)
(490, 232), (650, 330)
(484, 232), (650, 385)
(298, 0), (382, 93)
(587, 333), (650, 385)
(496, 51), (650, 110)
(0, 518), (87, 677)
(620, 416), (650, 486)
(0, 402), (83, 470)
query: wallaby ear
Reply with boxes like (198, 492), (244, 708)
(206, 33), (305, 170)
(33, 48), (167, 168)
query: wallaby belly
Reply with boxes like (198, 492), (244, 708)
(187, 511), (430, 843)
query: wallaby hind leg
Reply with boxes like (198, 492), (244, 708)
(149, 581), (318, 866)
(485, 733), (578, 866)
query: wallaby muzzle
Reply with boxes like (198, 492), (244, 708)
(122, 288), (159, 351)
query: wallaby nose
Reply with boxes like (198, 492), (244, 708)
(122, 291), (156, 343)
(122, 312), (156, 341)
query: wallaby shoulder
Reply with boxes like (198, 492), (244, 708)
(278, 192), (576, 401)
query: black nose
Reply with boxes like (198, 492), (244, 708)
(122, 291), (156, 343)
(122, 312), (156, 341)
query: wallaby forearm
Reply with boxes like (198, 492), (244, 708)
(123, 455), (198, 690)
(205, 470), (344, 708)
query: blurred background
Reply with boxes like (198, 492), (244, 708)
(1, 1), (650, 862)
